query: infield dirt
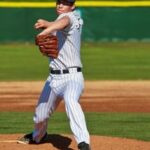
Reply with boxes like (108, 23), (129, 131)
(0, 81), (150, 112)
(0, 81), (150, 150)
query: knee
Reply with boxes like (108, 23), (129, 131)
(64, 97), (80, 110)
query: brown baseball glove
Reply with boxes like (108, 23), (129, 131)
(35, 34), (59, 58)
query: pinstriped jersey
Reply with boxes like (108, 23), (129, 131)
(49, 10), (83, 69)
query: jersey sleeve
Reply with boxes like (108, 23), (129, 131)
(57, 12), (82, 35)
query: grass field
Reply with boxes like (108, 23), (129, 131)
(0, 112), (150, 141)
(0, 42), (150, 81)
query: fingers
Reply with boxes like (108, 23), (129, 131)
(34, 19), (48, 29)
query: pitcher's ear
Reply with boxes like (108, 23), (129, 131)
(71, 5), (75, 10)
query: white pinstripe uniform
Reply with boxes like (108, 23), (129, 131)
(32, 10), (90, 145)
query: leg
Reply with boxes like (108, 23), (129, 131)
(33, 80), (60, 143)
(64, 78), (90, 145)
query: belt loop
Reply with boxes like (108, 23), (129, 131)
(77, 67), (81, 72)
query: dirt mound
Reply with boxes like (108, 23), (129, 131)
(0, 134), (150, 150)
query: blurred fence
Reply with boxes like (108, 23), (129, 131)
(0, 1), (150, 42)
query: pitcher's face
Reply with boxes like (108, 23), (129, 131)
(56, 1), (75, 15)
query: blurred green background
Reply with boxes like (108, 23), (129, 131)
(1, 1), (150, 42)
(0, 42), (150, 81)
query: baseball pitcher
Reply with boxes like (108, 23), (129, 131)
(18, 0), (91, 150)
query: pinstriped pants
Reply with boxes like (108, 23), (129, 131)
(32, 71), (90, 144)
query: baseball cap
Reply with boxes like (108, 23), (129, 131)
(57, 0), (76, 6)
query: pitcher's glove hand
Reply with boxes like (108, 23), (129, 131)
(35, 34), (59, 58)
